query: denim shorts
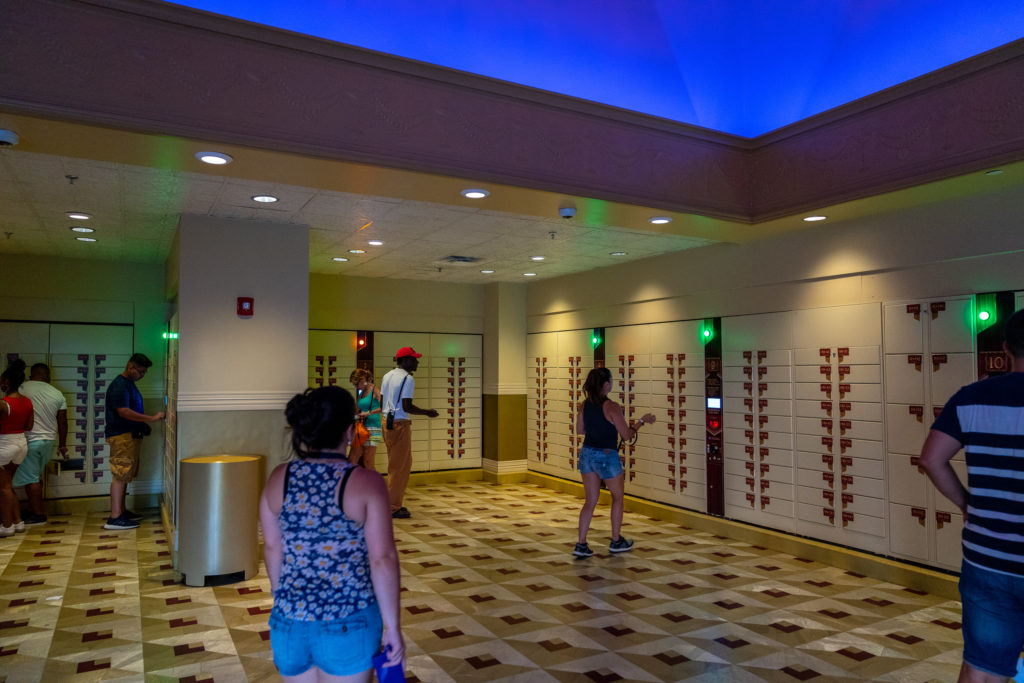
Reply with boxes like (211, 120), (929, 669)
(578, 444), (623, 480)
(269, 605), (383, 676)
(959, 559), (1024, 677)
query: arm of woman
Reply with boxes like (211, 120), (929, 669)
(370, 384), (383, 416)
(258, 463), (287, 594)
(356, 468), (405, 666)
(603, 401), (656, 441)
(576, 404), (586, 435)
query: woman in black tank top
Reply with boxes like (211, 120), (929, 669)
(573, 367), (656, 558)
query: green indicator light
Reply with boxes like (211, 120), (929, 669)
(162, 332), (179, 339)
(703, 329), (711, 337)
(979, 311), (991, 321)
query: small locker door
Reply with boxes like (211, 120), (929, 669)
(884, 303), (925, 354)
(927, 297), (974, 353)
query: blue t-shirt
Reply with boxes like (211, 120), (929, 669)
(932, 372), (1024, 577)
(105, 374), (143, 438)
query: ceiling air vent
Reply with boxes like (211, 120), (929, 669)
(438, 255), (481, 265)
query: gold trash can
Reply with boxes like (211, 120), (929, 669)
(179, 454), (264, 587)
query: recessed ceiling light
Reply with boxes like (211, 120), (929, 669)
(348, 249), (366, 254)
(480, 269), (495, 274)
(461, 189), (490, 199)
(985, 169), (1003, 176)
(523, 272), (537, 277)
(332, 257), (349, 262)
(195, 151), (233, 165)
(368, 240), (384, 246)
(803, 215), (827, 222)
(66, 212), (91, 220)
(75, 236), (97, 242)
(648, 216), (672, 225)
(610, 251), (627, 256)
(530, 255), (545, 261)
(251, 195), (278, 203)
(69, 226), (95, 233)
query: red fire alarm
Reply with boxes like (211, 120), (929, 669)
(237, 297), (254, 317)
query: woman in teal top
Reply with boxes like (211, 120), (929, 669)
(350, 368), (383, 472)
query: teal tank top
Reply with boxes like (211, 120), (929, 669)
(357, 387), (381, 430)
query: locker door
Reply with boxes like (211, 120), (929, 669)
(927, 297), (974, 353)
(884, 302), (925, 353)
(884, 354), (926, 404)
(885, 403), (928, 455)
(929, 353), (975, 405)
(889, 503), (930, 562)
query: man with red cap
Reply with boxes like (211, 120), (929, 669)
(380, 347), (438, 518)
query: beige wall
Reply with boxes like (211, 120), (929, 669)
(309, 274), (485, 334)
(176, 216), (309, 400)
(0, 254), (167, 386)
(528, 189), (1024, 328)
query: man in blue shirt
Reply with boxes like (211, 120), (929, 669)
(104, 353), (164, 530)
(922, 308), (1024, 683)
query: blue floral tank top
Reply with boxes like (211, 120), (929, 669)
(275, 459), (376, 621)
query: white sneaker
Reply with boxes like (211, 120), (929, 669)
(14, 521), (25, 533)
(0, 525), (14, 537)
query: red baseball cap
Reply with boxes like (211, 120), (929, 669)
(395, 346), (422, 359)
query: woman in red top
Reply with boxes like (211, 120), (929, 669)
(0, 359), (34, 536)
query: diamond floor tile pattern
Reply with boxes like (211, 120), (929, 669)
(0, 481), (973, 682)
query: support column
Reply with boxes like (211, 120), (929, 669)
(169, 216), (309, 528)
(482, 283), (527, 482)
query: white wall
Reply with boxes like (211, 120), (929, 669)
(309, 274), (485, 334)
(528, 187), (1024, 328)
(176, 216), (309, 403)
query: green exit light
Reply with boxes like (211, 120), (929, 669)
(978, 311), (991, 321)
(703, 329), (711, 338)
(591, 335), (601, 347)
(163, 332), (179, 339)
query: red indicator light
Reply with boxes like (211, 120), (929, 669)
(709, 419), (721, 429)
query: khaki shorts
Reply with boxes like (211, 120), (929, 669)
(107, 432), (142, 482)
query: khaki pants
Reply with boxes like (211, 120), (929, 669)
(383, 419), (412, 512)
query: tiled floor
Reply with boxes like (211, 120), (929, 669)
(1, 482), (971, 682)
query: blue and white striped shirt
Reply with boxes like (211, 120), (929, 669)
(932, 373), (1024, 577)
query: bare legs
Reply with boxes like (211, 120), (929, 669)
(110, 479), (127, 518)
(25, 482), (44, 516)
(577, 472), (601, 543)
(577, 472), (626, 544)
(958, 661), (1010, 683)
(0, 465), (18, 527)
(283, 666), (372, 683)
(605, 474), (625, 541)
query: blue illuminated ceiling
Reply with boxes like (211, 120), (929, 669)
(175, 2), (1022, 137)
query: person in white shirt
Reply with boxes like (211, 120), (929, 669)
(380, 347), (438, 519)
(16, 363), (68, 525)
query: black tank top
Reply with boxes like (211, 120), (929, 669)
(582, 399), (618, 450)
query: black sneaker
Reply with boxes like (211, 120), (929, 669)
(573, 542), (594, 558)
(123, 509), (144, 521)
(609, 536), (634, 553)
(22, 513), (47, 526)
(104, 515), (140, 530)
(391, 507), (411, 519)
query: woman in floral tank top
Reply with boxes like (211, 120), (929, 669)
(260, 385), (404, 681)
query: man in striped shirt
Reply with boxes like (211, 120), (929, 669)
(922, 308), (1024, 683)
